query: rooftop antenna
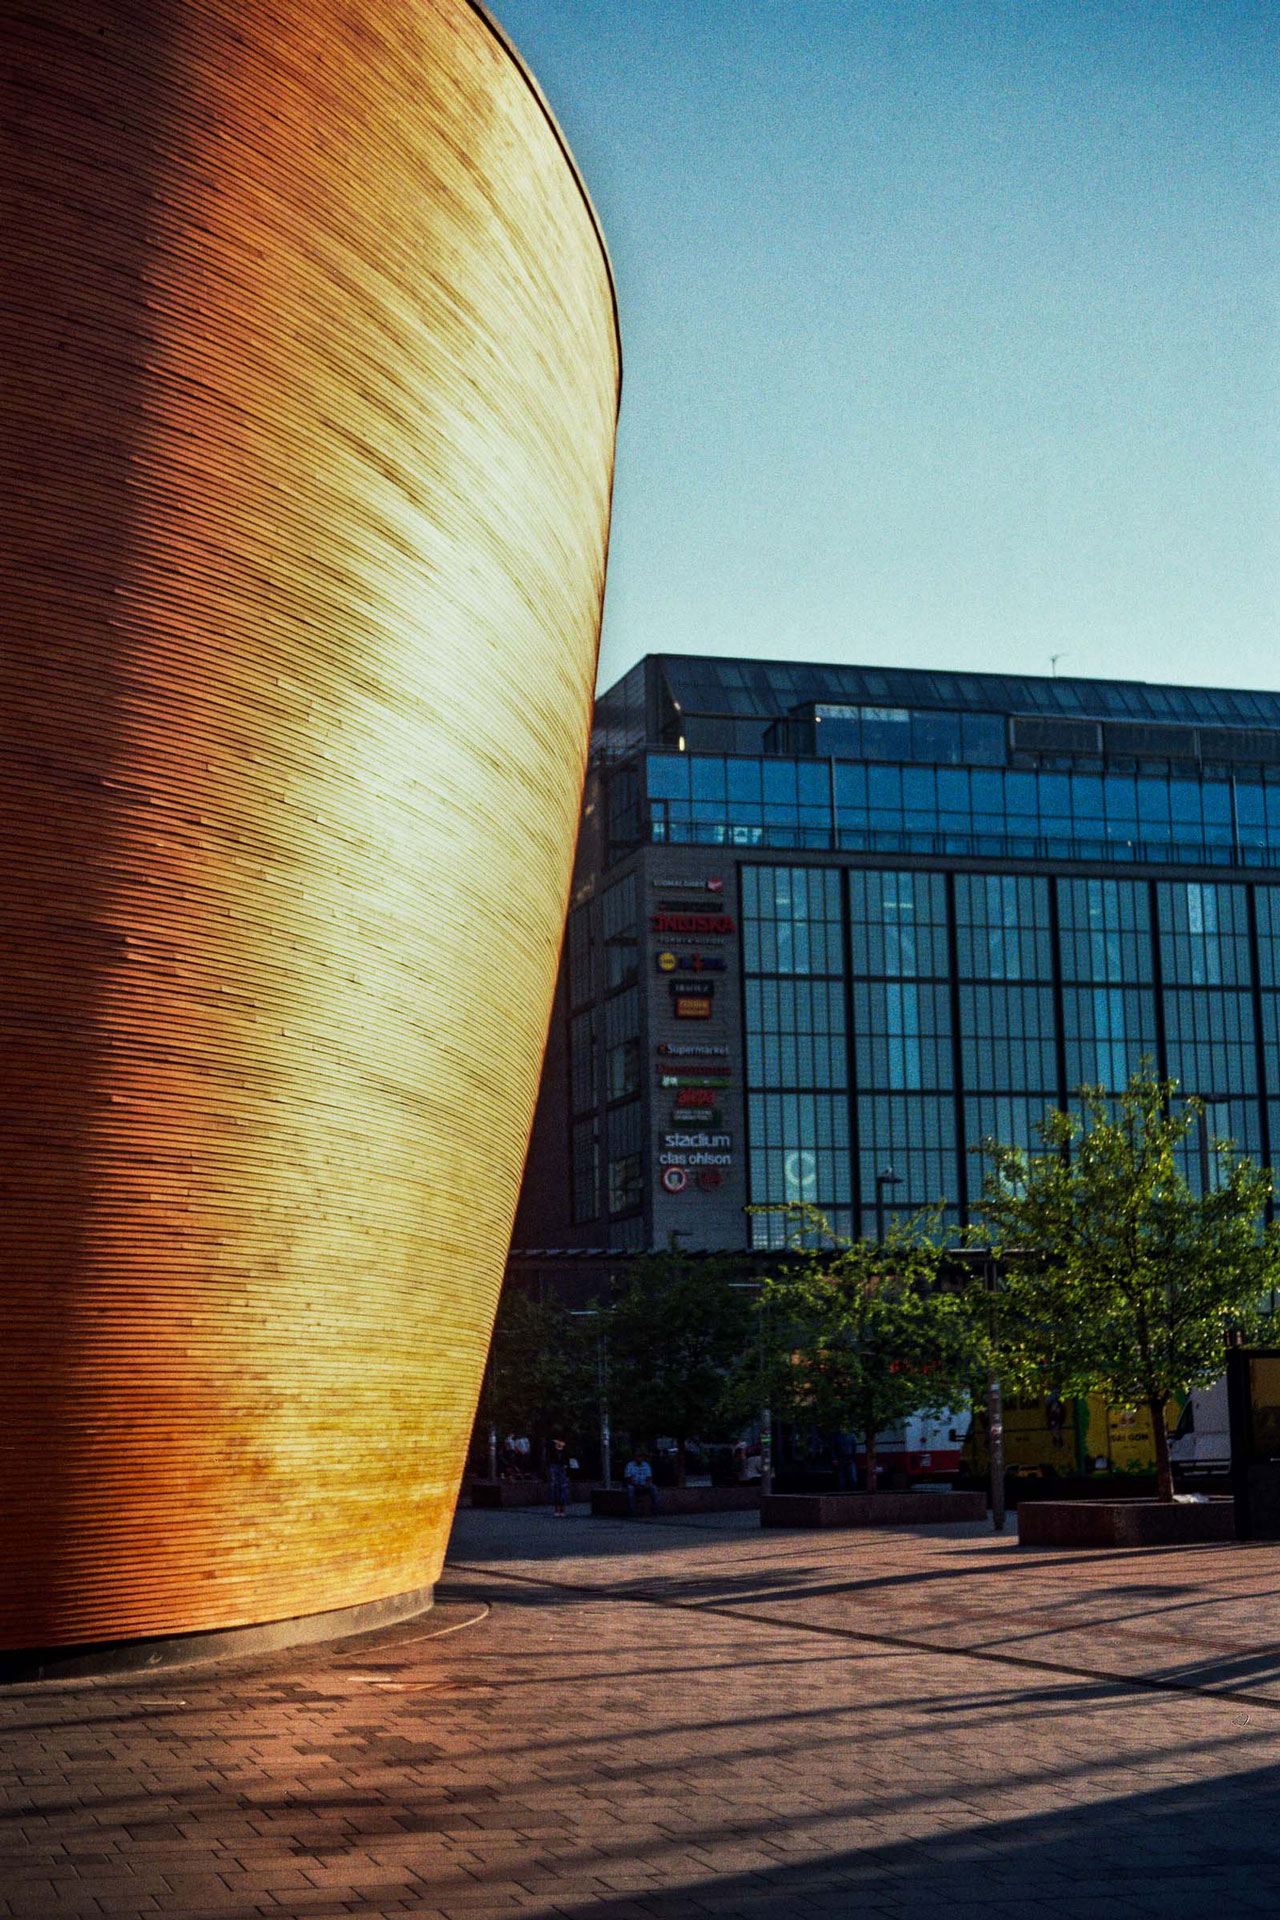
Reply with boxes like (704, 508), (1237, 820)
(1050, 653), (1067, 678)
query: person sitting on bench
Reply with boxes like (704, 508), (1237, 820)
(624, 1447), (658, 1515)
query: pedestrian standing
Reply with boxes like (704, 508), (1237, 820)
(547, 1432), (572, 1516)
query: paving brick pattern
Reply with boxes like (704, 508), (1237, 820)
(4, 1507), (1280, 1918)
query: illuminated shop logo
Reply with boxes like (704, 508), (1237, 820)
(657, 1073), (731, 1088)
(651, 877), (724, 893)
(657, 1043), (731, 1059)
(673, 996), (712, 1019)
(660, 1164), (725, 1194)
(784, 1149), (819, 1199)
(651, 912), (735, 935)
(663, 1131), (732, 1150)
(674, 1087), (717, 1108)
(654, 950), (725, 974)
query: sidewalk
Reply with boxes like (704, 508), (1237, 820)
(450, 1502), (1280, 1704)
(3, 1505), (1280, 1918)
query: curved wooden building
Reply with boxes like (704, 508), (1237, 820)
(0, 0), (619, 1655)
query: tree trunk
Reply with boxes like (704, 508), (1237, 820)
(1149, 1393), (1174, 1503)
(675, 1440), (687, 1489)
(864, 1427), (877, 1494)
(1135, 1312), (1173, 1503)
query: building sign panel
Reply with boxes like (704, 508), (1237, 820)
(654, 951), (726, 973)
(651, 912), (735, 935)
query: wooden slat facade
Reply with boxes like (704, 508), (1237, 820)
(0, 0), (619, 1649)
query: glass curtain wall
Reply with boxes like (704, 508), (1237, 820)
(568, 878), (645, 1234)
(956, 875), (1058, 1199)
(1158, 881), (1261, 1188)
(645, 753), (1280, 868)
(606, 1098), (644, 1219)
(1254, 890), (1280, 1181)
(1058, 878), (1159, 1102)
(735, 861), (1280, 1240)
(567, 900), (600, 1224)
(601, 872), (638, 991)
(848, 871), (956, 1237)
(742, 866), (851, 1248)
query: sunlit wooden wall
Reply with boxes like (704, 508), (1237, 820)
(0, 0), (619, 1650)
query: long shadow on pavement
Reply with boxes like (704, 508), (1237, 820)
(518, 1757), (1280, 1920)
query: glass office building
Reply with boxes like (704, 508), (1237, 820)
(514, 655), (1280, 1264)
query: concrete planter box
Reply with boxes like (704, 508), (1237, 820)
(761, 1490), (986, 1529)
(591, 1485), (761, 1518)
(1018, 1498), (1236, 1548)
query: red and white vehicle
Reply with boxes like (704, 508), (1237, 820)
(853, 1406), (972, 1480)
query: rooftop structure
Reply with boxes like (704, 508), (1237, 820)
(595, 654), (1280, 763)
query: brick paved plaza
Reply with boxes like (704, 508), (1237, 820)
(6, 1506), (1280, 1919)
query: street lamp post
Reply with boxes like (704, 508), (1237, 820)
(759, 1299), (773, 1498)
(944, 1244), (1015, 1534)
(985, 1251), (1006, 1534)
(597, 1320), (612, 1490)
(729, 1279), (773, 1497)
(874, 1166), (902, 1247)
(570, 1307), (613, 1490)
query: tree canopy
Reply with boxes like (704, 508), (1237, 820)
(482, 1288), (599, 1451)
(975, 1068), (1280, 1499)
(744, 1206), (977, 1491)
(606, 1250), (753, 1479)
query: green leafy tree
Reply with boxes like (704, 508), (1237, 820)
(744, 1206), (978, 1492)
(607, 1250), (753, 1483)
(976, 1070), (1280, 1501)
(480, 1289), (599, 1464)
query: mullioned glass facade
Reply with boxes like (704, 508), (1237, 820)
(740, 864), (1280, 1242)
(526, 656), (1280, 1265)
(646, 752), (1280, 868)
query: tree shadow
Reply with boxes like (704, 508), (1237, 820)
(84, 1736), (1280, 1920)
(508, 1756), (1280, 1919)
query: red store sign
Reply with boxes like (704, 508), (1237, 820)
(651, 912), (735, 935)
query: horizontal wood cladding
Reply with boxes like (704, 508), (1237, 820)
(0, 0), (619, 1648)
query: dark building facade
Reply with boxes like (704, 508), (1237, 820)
(515, 654), (1280, 1268)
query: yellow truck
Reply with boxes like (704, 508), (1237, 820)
(965, 1391), (1182, 1478)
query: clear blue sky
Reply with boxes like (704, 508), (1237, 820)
(490, 0), (1278, 696)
